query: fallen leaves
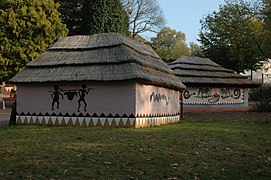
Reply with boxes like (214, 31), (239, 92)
(104, 161), (113, 165)
(63, 169), (68, 174)
(132, 169), (145, 175)
(225, 147), (232, 151)
(191, 172), (200, 180)
(170, 163), (179, 169)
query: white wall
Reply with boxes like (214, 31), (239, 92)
(242, 59), (271, 84)
(183, 87), (244, 105)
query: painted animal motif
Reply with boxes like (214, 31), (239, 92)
(208, 93), (220, 103)
(197, 87), (211, 98)
(150, 92), (170, 105)
(220, 88), (230, 99)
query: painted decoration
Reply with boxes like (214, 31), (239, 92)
(50, 84), (93, 112)
(150, 92), (170, 105)
(183, 87), (244, 105)
(136, 83), (179, 115)
(15, 82), (180, 128)
(15, 112), (180, 128)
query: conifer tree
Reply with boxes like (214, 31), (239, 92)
(0, 0), (68, 82)
(58, 0), (129, 36)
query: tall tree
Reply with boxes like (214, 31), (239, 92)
(199, 0), (268, 74)
(150, 27), (190, 61)
(0, 0), (68, 82)
(58, 0), (129, 36)
(262, 0), (271, 58)
(189, 42), (203, 56)
(122, 0), (166, 39)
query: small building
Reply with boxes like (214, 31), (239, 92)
(10, 33), (186, 128)
(168, 56), (260, 112)
(241, 59), (271, 84)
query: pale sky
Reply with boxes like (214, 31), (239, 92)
(143, 0), (225, 44)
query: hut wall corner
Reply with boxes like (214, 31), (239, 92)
(134, 83), (180, 127)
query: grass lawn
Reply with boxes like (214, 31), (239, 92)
(0, 119), (271, 179)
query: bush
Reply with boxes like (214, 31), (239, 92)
(249, 84), (271, 112)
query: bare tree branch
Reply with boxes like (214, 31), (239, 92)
(122, 0), (166, 39)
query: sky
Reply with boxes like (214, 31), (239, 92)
(143, 0), (225, 44)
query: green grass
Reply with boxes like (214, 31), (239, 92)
(0, 120), (271, 179)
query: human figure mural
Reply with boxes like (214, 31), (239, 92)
(77, 84), (91, 112)
(49, 84), (93, 112)
(51, 85), (64, 110)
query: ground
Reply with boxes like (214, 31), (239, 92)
(1, 114), (270, 179)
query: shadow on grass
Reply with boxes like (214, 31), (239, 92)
(0, 120), (271, 179)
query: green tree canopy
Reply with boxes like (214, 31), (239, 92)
(58, 0), (129, 36)
(262, 0), (271, 58)
(199, 0), (269, 74)
(189, 42), (203, 56)
(150, 27), (190, 61)
(0, 0), (68, 82)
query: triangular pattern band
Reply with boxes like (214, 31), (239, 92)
(15, 112), (180, 128)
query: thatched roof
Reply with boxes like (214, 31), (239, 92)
(11, 33), (186, 91)
(168, 56), (260, 88)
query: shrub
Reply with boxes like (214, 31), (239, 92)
(249, 84), (271, 112)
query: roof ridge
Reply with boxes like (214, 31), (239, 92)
(170, 66), (235, 73)
(28, 45), (171, 74)
(169, 62), (221, 67)
(49, 33), (160, 59)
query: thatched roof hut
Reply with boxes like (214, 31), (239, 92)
(11, 33), (185, 91)
(168, 56), (260, 112)
(11, 33), (185, 128)
(168, 56), (259, 88)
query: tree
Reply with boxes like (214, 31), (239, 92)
(198, 0), (268, 74)
(58, 0), (129, 36)
(133, 34), (149, 43)
(150, 27), (190, 61)
(0, 0), (68, 82)
(262, 0), (271, 58)
(189, 42), (203, 56)
(55, 0), (83, 35)
(122, 0), (166, 39)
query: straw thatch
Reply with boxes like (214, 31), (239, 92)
(169, 56), (260, 88)
(10, 33), (186, 90)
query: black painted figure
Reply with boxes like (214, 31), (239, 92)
(77, 84), (90, 112)
(51, 85), (63, 110)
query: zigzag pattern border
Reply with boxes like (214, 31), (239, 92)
(15, 112), (180, 128)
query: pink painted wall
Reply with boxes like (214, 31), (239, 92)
(16, 82), (135, 116)
(16, 81), (180, 117)
(135, 83), (180, 116)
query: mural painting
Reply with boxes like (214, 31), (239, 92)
(50, 84), (93, 112)
(150, 92), (170, 105)
(183, 87), (243, 104)
(51, 85), (63, 110)
(15, 83), (181, 128)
